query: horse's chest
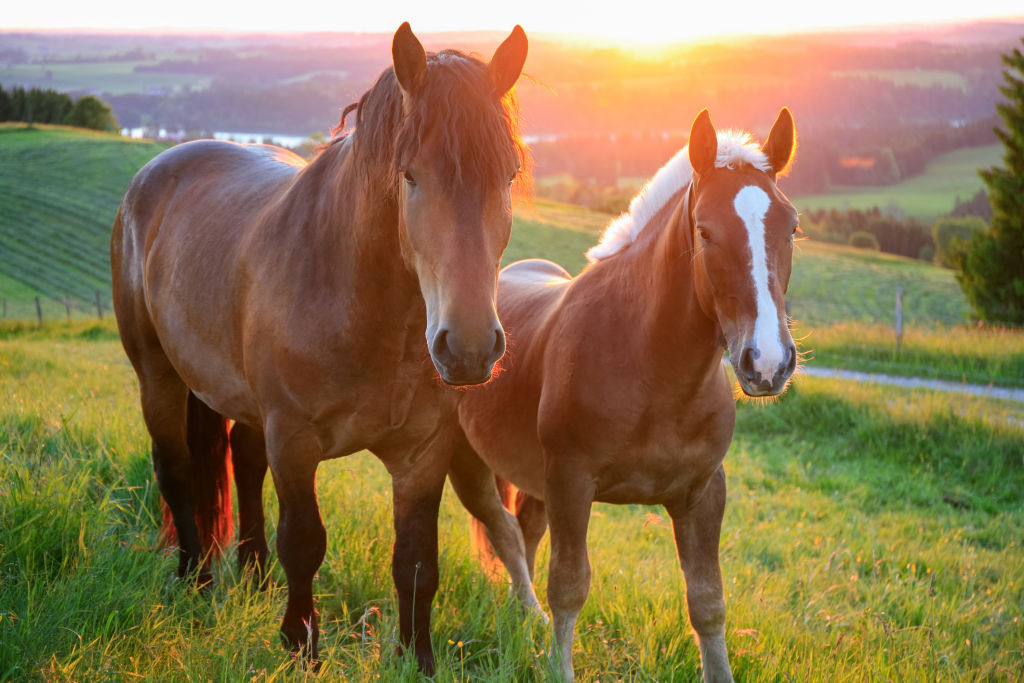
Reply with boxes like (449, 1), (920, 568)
(594, 410), (734, 506)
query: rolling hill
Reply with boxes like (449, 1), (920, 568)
(0, 124), (167, 319)
(791, 144), (1001, 221)
(0, 125), (971, 328)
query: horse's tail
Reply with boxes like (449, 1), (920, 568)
(470, 475), (521, 579)
(159, 392), (234, 557)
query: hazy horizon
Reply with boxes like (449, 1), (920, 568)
(5, 1), (1024, 47)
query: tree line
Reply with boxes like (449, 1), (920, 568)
(0, 85), (119, 132)
(799, 206), (990, 270)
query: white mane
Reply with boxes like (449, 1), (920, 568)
(585, 131), (771, 263)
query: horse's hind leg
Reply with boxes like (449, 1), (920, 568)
(667, 465), (734, 683)
(448, 435), (542, 613)
(134, 354), (210, 584)
(513, 491), (547, 581)
(231, 422), (269, 582)
(265, 417), (326, 664)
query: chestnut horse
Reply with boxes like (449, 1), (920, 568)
(111, 23), (528, 673)
(447, 109), (798, 681)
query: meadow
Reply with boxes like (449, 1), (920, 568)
(0, 323), (1021, 681)
(791, 144), (1002, 222)
(1, 123), (1023, 681)
(0, 124), (167, 319)
(1, 61), (214, 96)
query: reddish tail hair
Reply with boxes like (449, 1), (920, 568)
(159, 392), (234, 557)
(470, 475), (523, 579)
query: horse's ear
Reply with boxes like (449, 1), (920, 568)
(488, 25), (528, 97)
(689, 109), (717, 177)
(393, 22), (427, 96)
(763, 107), (796, 177)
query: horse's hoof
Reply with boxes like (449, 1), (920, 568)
(417, 653), (436, 677)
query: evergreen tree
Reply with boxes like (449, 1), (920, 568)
(952, 38), (1024, 324)
(64, 95), (119, 132)
(0, 84), (10, 121)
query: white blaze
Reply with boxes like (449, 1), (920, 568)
(733, 185), (784, 381)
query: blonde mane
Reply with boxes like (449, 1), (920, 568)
(585, 131), (770, 263)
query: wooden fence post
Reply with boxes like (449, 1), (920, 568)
(35, 296), (43, 325)
(2, 298), (6, 319)
(895, 286), (904, 355)
(95, 290), (103, 320)
(65, 294), (72, 323)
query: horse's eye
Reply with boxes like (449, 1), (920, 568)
(697, 226), (711, 242)
(403, 170), (416, 186)
(508, 169), (519, 185)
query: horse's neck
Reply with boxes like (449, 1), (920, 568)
(604, 187), (721, 368)
(281, 140), (419, 319)
(302, 142), (398, 255)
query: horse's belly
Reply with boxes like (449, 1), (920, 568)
(463, 415), (547, 499)
(150, 297), (259, 423)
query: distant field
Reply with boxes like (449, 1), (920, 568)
(790, 144), (1001, 221)
(832, 68), (968, 91)
(1, 61), (213, 94)
(507, 200), (971, 328)
(787, 239), (970, 327)
(0, 124), (167, 318)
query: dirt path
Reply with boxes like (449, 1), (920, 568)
(800, 366), (1024, 403)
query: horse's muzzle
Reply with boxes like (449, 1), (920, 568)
(429, 325), (506, 386)
(733, 342), (796, 397)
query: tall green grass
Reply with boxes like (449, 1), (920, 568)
(2, 336), (1021, 680)
(799, 321), (1024, 388)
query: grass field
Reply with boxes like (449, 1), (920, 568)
(1, 329), (1021, 681)
(1, 130), (1022, 680)
(791, 144), (1002, 221)
(1, 61), (214, 95)
(0, 124), (167, 319)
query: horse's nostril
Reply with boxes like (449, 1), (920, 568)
(783, 344), (797, 375)
(431, 329), (451, 362)
(491, 328), (506, 359)
(739, 345), (759, 378)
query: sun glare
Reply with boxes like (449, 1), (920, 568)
(5, 0), (1022, 43)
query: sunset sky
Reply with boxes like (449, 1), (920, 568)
(6, 0), (1023, 44)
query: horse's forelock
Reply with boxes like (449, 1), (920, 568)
(344, 49), (527, 198)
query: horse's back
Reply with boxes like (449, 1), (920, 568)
(500, 258), (571, 285)
(112, 140), (307, 422)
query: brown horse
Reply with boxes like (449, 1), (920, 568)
(110, 23), (528, 673)
(447, 109), (799, 681)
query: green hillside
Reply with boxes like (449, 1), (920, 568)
(0, 124), (167, 319)
(508, 199), (971, 327)
(0, 128), (970, 329)
(791, 144), (1001, 221)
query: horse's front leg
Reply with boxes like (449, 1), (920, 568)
(667, 465), (733, 683)
(448, 432), (542, 614)
(266, 419), (326, 665)
(544, 457), (595, 682)
(380, 428), (452, 676)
